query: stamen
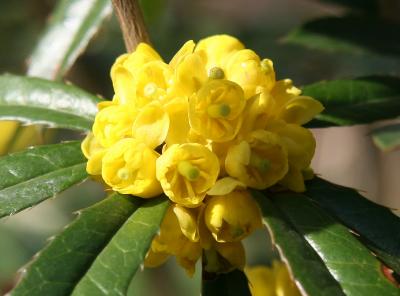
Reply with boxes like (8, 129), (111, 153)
(207, 104), (231, 118)
(208, 67), (225, 79)
(144, 82), (158, 97)
(250, 153), (270, 173)
(178, 161), (200, 181)
(117, 167), (130, 180)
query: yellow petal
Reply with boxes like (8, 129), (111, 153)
(195, 34), (244, 69)
(169, 40), (195, 69)
(205, 190), (262, 242)
(132, 102), (169, 149)
(245, 266), (276, 296)
(156, 143), (220, 207)
(164, 97), (190, 146)
(111, 66), (136, 105)
(144, 248), (170, 268)
(173, 205), (199, 242)
(207, 177), (247, 196)
(174, 52), (207, 96)
(281, 96), (324, 125)
(102, 138), (162, 197)
(279, 165), (306, 192)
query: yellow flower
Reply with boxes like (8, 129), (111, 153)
(225, 50), (275, 99)
(189, 80), (246, 142)
(271, 79), (324, 125)
(102, 138), (162, 197)
(148, 205), (202, 276)
(133, 60), (174, 106)
(245, 261), (301, 296)
(92, 105), (135, 148)
(266, 121), (316, 192)
(225, 130), (288, 189)
(164, 97), (191, 146)
(156, 143), (220, 207)
(132, 101), (170, 149)
(81, 132), (106, 175)
(204, 190), (262, 242)
(195, 34), (244, 70)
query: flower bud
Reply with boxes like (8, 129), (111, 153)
(204, 190), (262, 242)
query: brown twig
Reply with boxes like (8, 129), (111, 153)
(111, 0), (150, 52)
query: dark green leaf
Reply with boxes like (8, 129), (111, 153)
(0, 74), (101, 130)
(273, 194), (399, 295)
(0, 142), (87, 218)
(306, 177), (400, 273)
(71, 197), (170, 295)
(285, 17), (400, 57)
(10, 193), (142, 296)
(371, 123), (400, 151)
(313, 0), (378, 12)
(253, 191), (345, 296)
(27, 0), (112, 80)
(202, 269), (251, 296)
(302, 76), (400, 127)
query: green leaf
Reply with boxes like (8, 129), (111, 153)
(302, 76), (400, 127)
(285, 17), (400, 57)
(371, 123), (400, 151)
(10, 193), (142, 296)
(253, 191), (345, 296)
(71, 197), (170, 295)
(0, 141), (87, 218)
(273, 194), (399, 295)
(0, 106), (93, 131)
(0, 74), (102, 130)
(305, 177), (400, 274)
(27, 0), (112, 80)
(313, 0), (378, 12)
(202, 269), (251, 296)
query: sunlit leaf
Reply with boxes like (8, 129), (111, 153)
(305, 177), (400, 274)
(0, 74), (101, 130)
(10, 193), (142, 296)
(0, 141), (87, 218)
(273, 194), (399, 295)
(27, 0), (112, 80)
(71, 197), (169, 295)
(253, 191), (344, 296)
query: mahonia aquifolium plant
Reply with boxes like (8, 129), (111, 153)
(81, 34), (324, 276)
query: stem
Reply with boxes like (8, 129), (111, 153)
(111, 0), (151, 52)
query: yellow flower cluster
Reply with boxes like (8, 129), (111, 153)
(82, 35), (323, 275)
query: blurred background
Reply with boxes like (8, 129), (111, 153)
(0, 0), (399, 294)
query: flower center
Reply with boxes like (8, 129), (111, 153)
(250, 153), (270, 173)
(144, 82), (158, 97)
(117, 167), (130, 180)
(207, 104), (231, 118)
(208, 67), (225, 79)
(177, 160), (200, 181)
